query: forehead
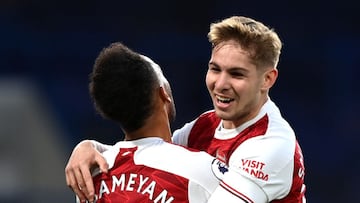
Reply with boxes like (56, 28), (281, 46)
(210, 41), (256, 70)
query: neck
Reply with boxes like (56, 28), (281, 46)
(222, 95), (268, 129)
(124, 106), (172, 142)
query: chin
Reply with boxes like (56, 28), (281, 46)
(214, 109), (231, 120)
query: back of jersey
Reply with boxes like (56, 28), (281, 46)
(91, 137), (220, 203)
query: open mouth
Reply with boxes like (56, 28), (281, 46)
(216, 95), (234, 103)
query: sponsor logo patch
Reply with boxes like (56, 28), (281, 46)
(211, 159), (229, 180)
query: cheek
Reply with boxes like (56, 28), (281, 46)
(205, 73), (214, 89)
(233, 86), (245, 97)
(233, 82), (254, 97)
(232, 80), (246, 91)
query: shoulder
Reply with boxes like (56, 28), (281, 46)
(138, 141), (220, 192)
(172, 110), (217, 146)
(227, 100), (299, 200)
(265, 99), (296, 137)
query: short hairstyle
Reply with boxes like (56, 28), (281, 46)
(208, 16), (282, 69)
(89, 42), (159, 133)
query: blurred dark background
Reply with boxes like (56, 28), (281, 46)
(0, 0), (359, 202)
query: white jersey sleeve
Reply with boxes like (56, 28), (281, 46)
(90, 139), (112, 153)
(208, 169), (267, 203)
(172, 119), (196, 146)
(227, 133), (295, 201)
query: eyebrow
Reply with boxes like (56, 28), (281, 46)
(209, 61), (249, 73)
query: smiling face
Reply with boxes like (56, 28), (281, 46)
(206, 40), (276, 129)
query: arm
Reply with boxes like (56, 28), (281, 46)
(208, 159), (267, 203)
(208, 169), (268, 203)
(223, 135), (295, 202)
(172, 119), (196, 146)
(65, 140), (111, 203)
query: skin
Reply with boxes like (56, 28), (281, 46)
(65, 40), (278, 203)
(207, 40), (278, 129)
(65, 140), (108, 202)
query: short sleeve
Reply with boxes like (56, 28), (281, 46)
(172, 119), (196, 146)
(208, 169), (267, 203)
(227, 134), (295, 201)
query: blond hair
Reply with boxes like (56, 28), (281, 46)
(208, 16), (282, 69)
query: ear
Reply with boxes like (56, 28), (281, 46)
(261, 68), (278, 91)
(159, 86), (172, 103)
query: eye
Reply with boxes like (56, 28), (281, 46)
(230, 71), (245, 78)
(209, 66), (221, 73)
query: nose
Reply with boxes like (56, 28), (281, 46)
(214, 72), (230, 92)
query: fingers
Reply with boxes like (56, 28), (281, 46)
(64, 140), (108, 203)
(80, 165), (95, 202)
(65, 165), (87, 203)
(79, 150), (109, 201)
(65, 140), (95, 202)
(95, 151), (109, 174)
(74, 185), (87, 203)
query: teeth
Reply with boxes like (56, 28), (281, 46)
(216, 95), (233, 103)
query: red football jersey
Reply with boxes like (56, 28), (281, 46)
(173, 99), (306, 203)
